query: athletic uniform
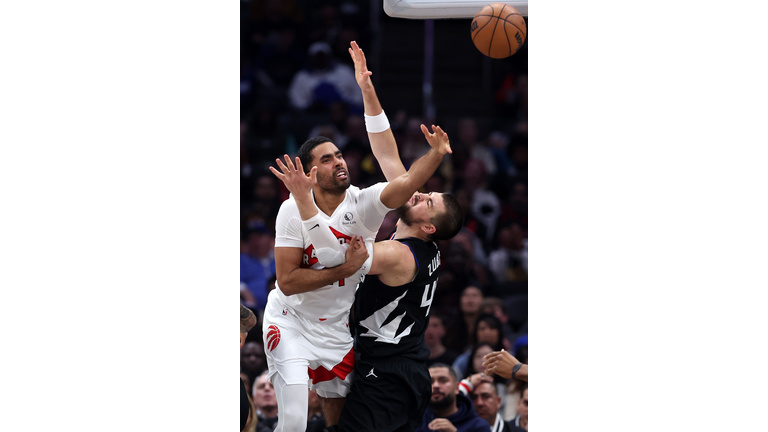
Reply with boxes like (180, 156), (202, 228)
(338, 237), (442, 432)
(262, 183), (392, 431)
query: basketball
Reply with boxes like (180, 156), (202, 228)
(470, 3), (527, 59)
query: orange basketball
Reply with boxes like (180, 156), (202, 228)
(470, 3), (527, 59)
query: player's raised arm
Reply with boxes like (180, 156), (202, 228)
(379, 124), (452, 210)
(349, 41), (405, 181)
(270, 155), (349, 268)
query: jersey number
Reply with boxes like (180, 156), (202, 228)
(421, 279), (438, 317)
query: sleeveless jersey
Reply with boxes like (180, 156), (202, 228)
(352, 237), (441, 362)
(272, 183), (392, 321)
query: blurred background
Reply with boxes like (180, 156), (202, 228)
(240, 0), (528, 425)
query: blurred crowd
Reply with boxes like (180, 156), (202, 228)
(240, 1), (528, 430)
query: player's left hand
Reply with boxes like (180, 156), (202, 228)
(269, 155), (317, 198)
(420, 124), (452, 156)
(427, 418), (457, 432)
(348, 41), (373, 91)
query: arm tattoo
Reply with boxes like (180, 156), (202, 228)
(240, 304), (257, 333)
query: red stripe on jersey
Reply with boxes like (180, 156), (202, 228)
(307, 348), (355, 384)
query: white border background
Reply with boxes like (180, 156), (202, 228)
(1, 0), (767, 430)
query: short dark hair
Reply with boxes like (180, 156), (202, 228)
(297, 136), (333, 174)
(429, 193), (464, 241)
(428, 363), (457, 381)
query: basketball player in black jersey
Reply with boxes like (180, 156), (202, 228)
(336, 188), (463, 432)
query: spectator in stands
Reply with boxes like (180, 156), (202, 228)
(455, 117), (497, 178)
(425, 314), (460, 368)
(253, 371), (279, 432)
(488, 223), (528, 284)
(241, 221), (276, 312)
(453, 314), (510, 380)
(459, 158), (501, 249)
(288, 41), (362, 113)
(254, 24), (305, 88)
(480, 298), (515, 347)
(470, 381), (514, 432)
(508, 386), (527, 432)
(444, 286), (484, 354)
(417, 363), (491, 432)
(241, 341), (268, 387)
(252, 173), (282, 224)
(499, 181), (528, 229)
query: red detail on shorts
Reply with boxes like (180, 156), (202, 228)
(307, 348), (355, 384)
(319, 318), (327, 321)
(266, 325), (281, 351)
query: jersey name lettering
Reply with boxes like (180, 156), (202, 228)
(428, 251), (441, 276)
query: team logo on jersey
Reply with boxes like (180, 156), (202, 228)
(342, 212), (356, 225)
(282, 307), (288, 316)
(266, 325), (281, 351)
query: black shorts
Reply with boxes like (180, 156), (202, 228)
(338, 358), (431, 432)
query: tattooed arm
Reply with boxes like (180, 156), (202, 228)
(241, 304), (257, 333)
(241, 304), (257, 347)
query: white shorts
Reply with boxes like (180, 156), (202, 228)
(262, 292), (355, 398)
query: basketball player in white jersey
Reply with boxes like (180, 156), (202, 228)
(264, 127), (451, 431)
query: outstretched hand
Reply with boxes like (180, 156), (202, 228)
(420, 124), (452, 156)
(269, 155), (316, 199)
(348, 41), (373, 91)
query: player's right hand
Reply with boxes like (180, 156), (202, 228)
(345, 235), (369, 271)
(483, 349), (520, 379)
(420, 124), (452, 156)
(348, 41), (373, 90)
(269, 154), (317, 198)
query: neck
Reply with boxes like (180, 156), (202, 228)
(312, 187), (345, 215)
(432, 403), (458, 419)
(393, 219), (428, 241)
(519, 416), (527, 429)
(482, 413), (496, 427)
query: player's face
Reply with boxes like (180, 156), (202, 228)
(310, 142), (350, 194)
(429, 367), (458, 408)
(470, 382), (500, 422)
(396, 192), (446, 227)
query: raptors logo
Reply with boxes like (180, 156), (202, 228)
(266, 325), (281, 351)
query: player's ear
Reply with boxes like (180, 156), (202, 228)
(421, 223), (436, 236)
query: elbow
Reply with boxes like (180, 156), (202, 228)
(276, 278), (300, 296)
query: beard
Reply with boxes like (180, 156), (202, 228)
(395, 203), (416, 226)
(429, 391), (456, 412)
(316, 170), (350, 195)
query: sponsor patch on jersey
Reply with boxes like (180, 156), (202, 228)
(266, 325), (281, 351)
(342, 212), (356, 225)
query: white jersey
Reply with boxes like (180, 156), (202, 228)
(273, 182), (392, 321)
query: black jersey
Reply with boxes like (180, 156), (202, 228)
(352, 237), (441, 362)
